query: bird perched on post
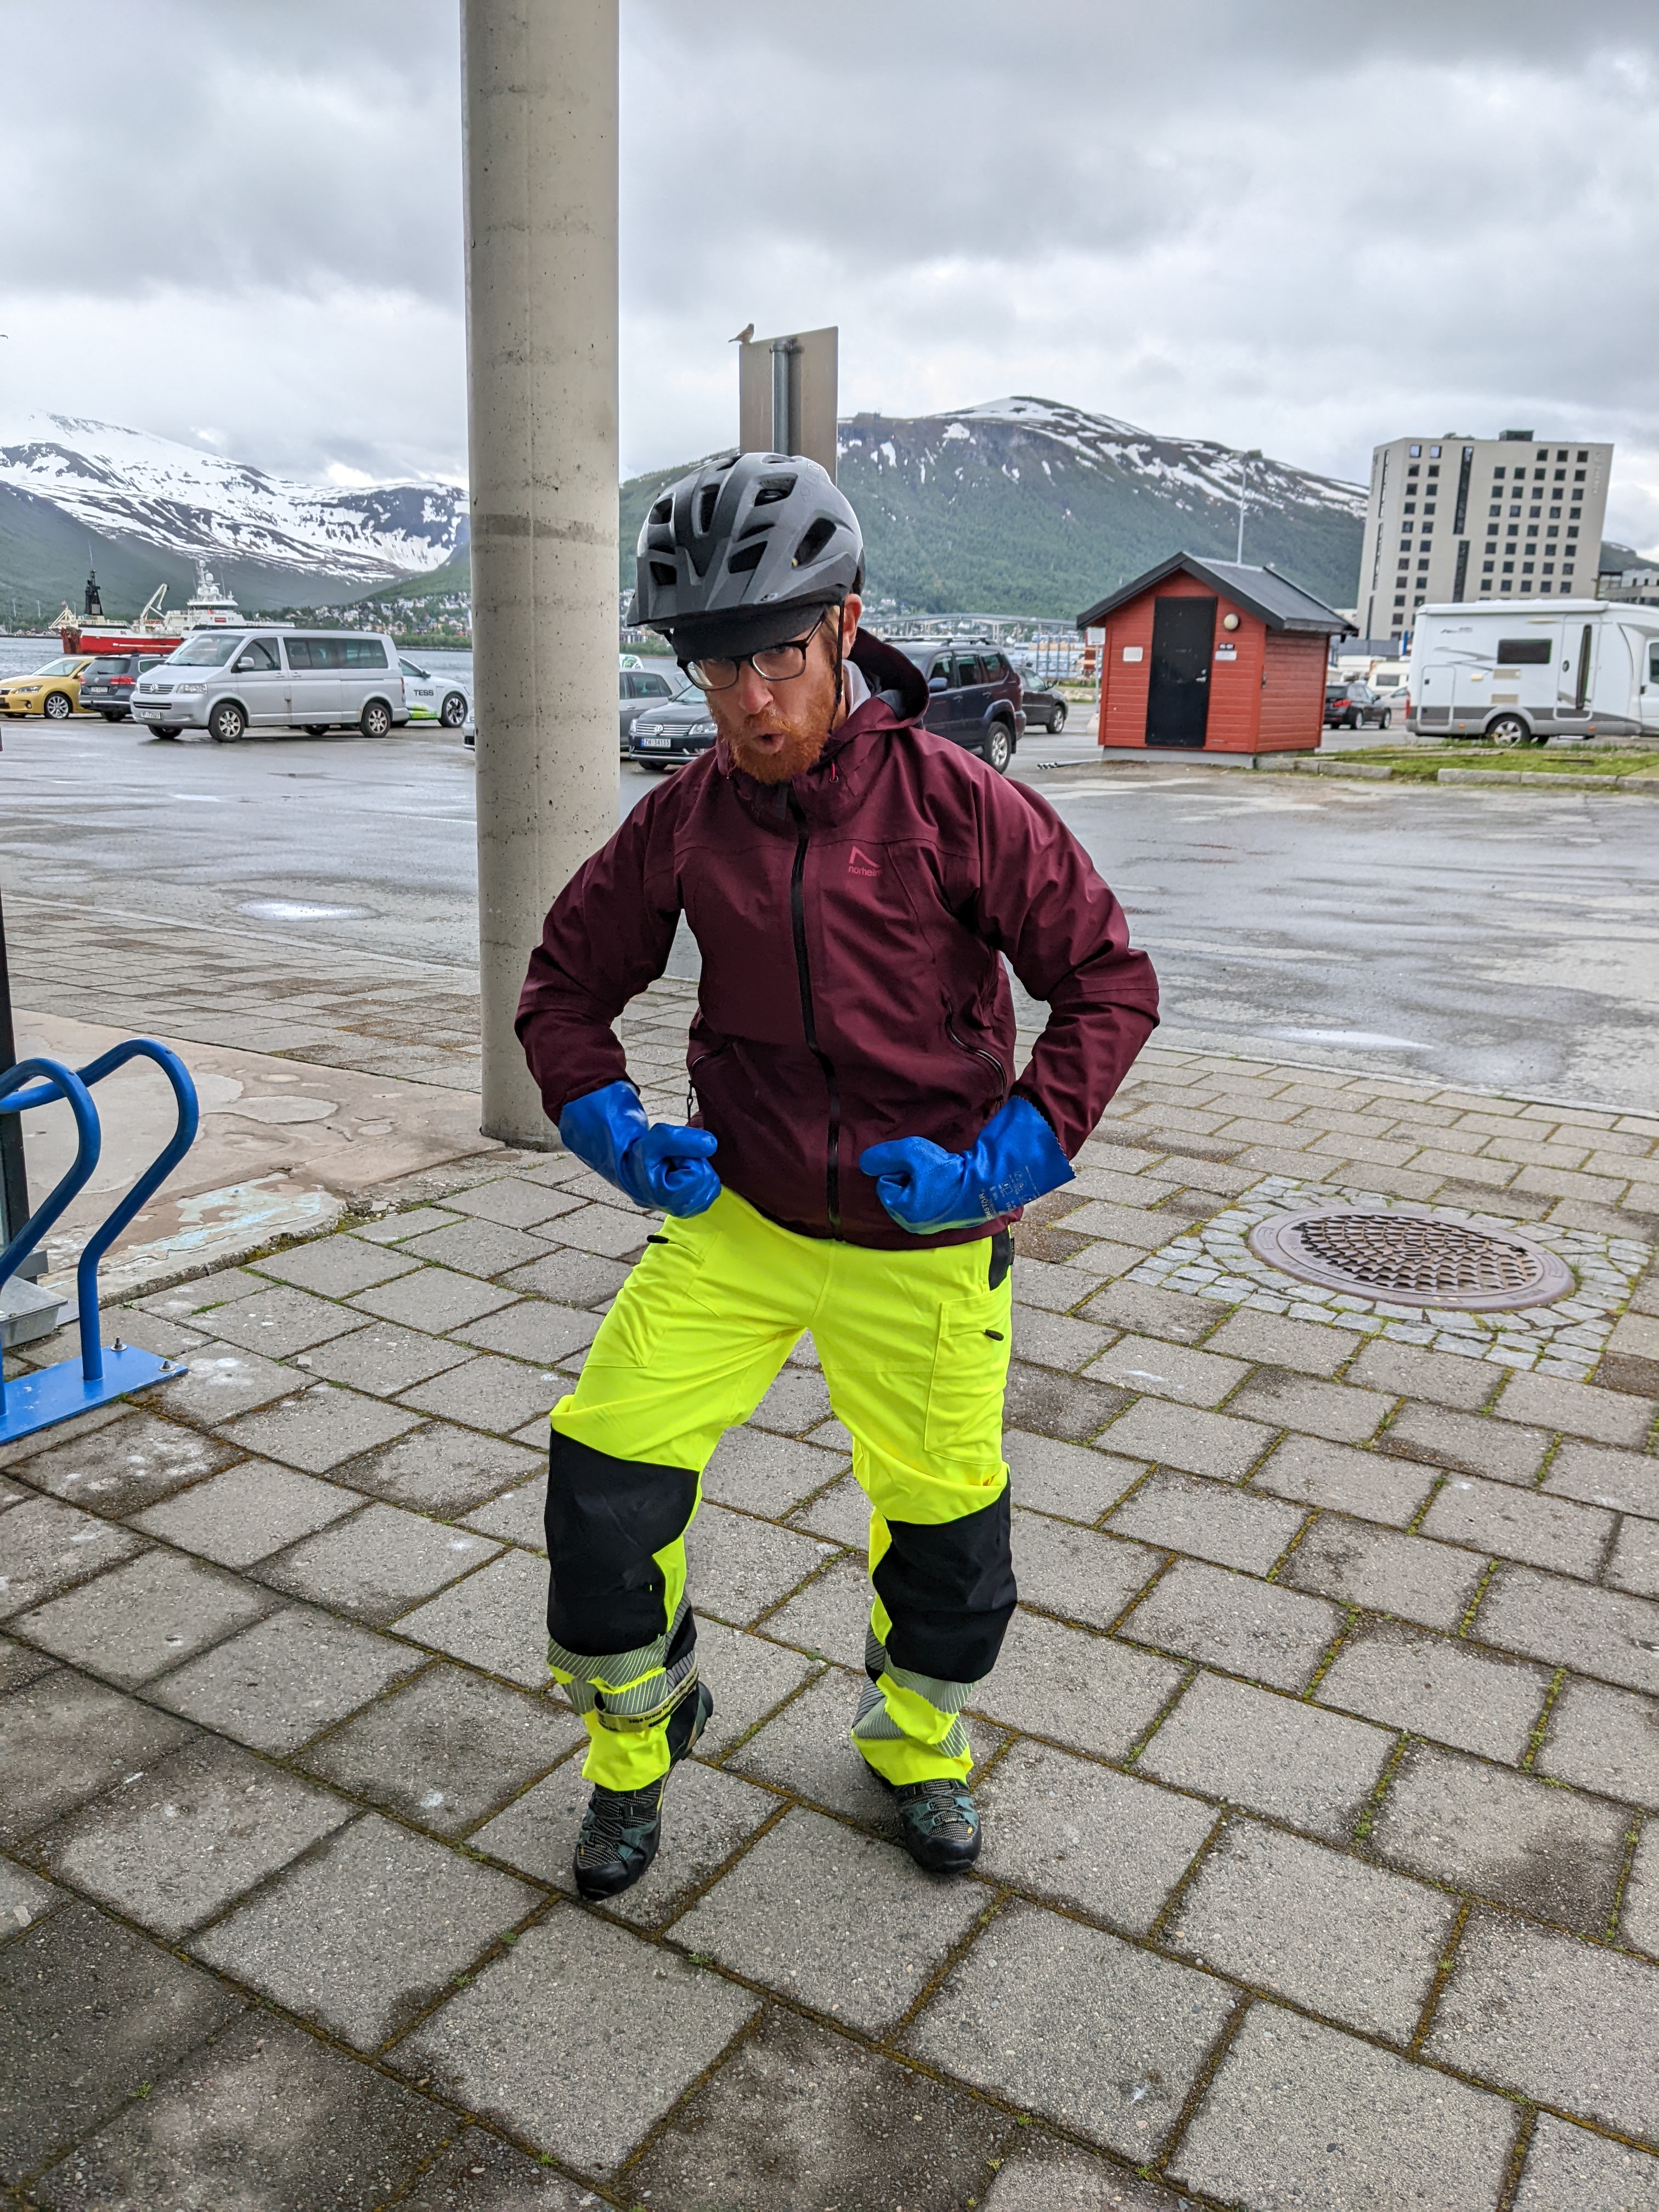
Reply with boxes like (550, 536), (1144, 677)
(729, 322), (754, 344)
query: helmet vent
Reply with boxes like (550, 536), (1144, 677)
(735, 518), (774, 541)
(792, 516), (838, 568)
(696, 486), (720, 535)
(648, 561), (677, 588)
(648, 496), (672, 526)
(726, 542), (766, 574)
(646, 525), (675, 552)
(753, 476), (797, 506)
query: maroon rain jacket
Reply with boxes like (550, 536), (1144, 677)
(517, 631), (1159, 1251)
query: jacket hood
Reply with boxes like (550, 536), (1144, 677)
(713, 627), (930, 827)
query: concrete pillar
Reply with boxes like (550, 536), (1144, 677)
(462, 0), (618, 1147)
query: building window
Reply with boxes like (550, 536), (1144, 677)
(1527, 526), (1539, 539)
(1569, 506), (1582, 519)
(1482, 560), (1494, 573)
(1522, 560), (1535, 572)
(1418, 560), (1430, 571)
(1542, 561), (1555, 573)
(1567, 526), (1579, 539)
(1576, 449), (1588, 461)
(1502, 561), (1514, 572)
(1409, 444), (1421, 458)
(1494, 466), (1506, 478)
(1520, 584), (1532, 594)
(1429, 444), (1442, 458)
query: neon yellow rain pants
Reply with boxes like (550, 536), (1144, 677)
(544, 1187), (1016, 1793)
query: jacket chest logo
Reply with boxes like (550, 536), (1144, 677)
(847, 845), (881, 879)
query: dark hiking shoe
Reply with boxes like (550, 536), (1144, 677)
(893, 1776), (981, 1874)
(572, 1681), (713, 1901)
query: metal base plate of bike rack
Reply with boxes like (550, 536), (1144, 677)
(0, 1344), (187, 1448)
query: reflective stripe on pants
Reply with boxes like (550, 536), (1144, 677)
(545, 1186), (1015, 1790)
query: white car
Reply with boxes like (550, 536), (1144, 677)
(399, 657), (472, 730)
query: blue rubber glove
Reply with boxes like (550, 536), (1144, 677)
(558, 1080), (721, 1218)
(859, 1096), (1074, 1235)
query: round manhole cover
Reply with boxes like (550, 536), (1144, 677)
(1248, 1209), (1575, 1311)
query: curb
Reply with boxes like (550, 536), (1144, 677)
(1262, 760), (1659, 793)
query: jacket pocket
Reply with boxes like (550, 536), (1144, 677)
(588, 1220), (713, 1370)
(923, 1281), (1014, 1463)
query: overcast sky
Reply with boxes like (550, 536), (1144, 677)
(6, 0), (1659, 546)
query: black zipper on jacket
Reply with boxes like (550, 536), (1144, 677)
(786, 793), (842, 1232)
(947, 1021), (1009, 1104)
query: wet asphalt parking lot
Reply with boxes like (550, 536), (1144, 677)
(4, 714), (1656, 1112)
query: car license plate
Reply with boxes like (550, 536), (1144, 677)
(637, 735), (671, 748)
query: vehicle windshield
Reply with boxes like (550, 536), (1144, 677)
(32, 657), (82, 677)
(168, 633), (244, 667)
(399, 659), (429, 679)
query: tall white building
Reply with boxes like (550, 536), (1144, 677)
(1356, 432), (1611, 641)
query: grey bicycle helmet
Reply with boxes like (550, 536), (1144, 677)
(632, 451), (864, 659)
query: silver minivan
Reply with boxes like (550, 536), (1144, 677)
(132, 628), (409, 743)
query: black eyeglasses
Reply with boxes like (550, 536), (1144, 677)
(683, 611), (827, 692)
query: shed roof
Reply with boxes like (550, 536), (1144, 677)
(1077, 554), (1355, 637)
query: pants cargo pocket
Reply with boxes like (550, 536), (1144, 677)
(922, 1287), (1013, 1462)
(586, 1223), (712, 1370)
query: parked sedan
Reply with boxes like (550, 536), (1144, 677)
(79, 652), (171, 721)
(399, 657), (471, 729)
(1324, 680), (1393, 730)
(0, 654), (93, 719)
(1015, 676), (1068, 733)
(620, 658), (689, 755)
(628, 693), (719, 769)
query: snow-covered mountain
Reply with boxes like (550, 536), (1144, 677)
(0, 413), (467, 595)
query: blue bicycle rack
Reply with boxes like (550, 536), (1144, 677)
(0, 1040), (200, 1446)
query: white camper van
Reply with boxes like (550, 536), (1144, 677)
(1408, 601), (1659, 746)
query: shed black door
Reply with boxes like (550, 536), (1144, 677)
(1145, 595), (1216, 748)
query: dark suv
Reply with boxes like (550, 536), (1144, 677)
(887, 640), (1025, 772)
(79, 652), (170, 721)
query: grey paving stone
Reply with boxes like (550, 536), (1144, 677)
(730, 1663), (909, 1829)
(300, 1319), (474, 1397)
(0, 1494), (147, 1619)
(1536, 1676), (1659, 1810)
(686, 1616), (819, 1759)
(761, 1553), (870, 1661)
(397, 1353), (563, 1437)
(394, 1911), (758, 2177)
(460, 1477), (544, 1551)
(132, 1339), (306, 1426)
(1226, 1367), (1393, 1446)
(908, 1897), (1233, 2158)
(1348, 1335), (1505, 1409)
(1122, 1559), (1342, 1691)
(450, 1300), (601, 1366)
(749, 1364), (835, 1435)
(1105, 1468), (1306, 1574)
(252, 1235), (422, 1297)
(1625, 1820), (1658, 1956)
(221, 1381), (422, 1474)
(400, 1217), (558, 1278)
(1012, 1300), (1116, 1372)
(1282, 1514), (1488, 1632)
(1421, 1471), (1614, 1580)
(497, 1246), (634, 1307)
(0, 1901), (244, 2185)
(0, 1671), (194, 1844)
(703, 1425), (847, 1518)
(687, 1501), (835, 1628)
(129, 1458), (357, 1568)
(1005, 1430), (1144, 1522)
(4, 1410), (241, 1517)
(12, 1547), (271, 1686)
(1373, 1741), (1629, 1934)
(1171, 2001), (1517, 2212)
(1203, 1307), (1363, 1378)
(1512, 2114), (1659, 2212)
(1081, 1277), (1233, 1344)
(1251, 1433), (1439, 1526)
(1317, 1620), (1550, 1762)
(396, 1548), (551, 1687)
(1429, 1909), (1659, 2140)
(1003, 1362), (1132, 1442)
(192, 1810), (538, 2051)
(394, 2126), (592, 2211)
(970, 1609), (1183, 1759)
(539, 1199), (657, 1259)
(331, 1421), (542, 1514)
(37, 1734), (351, 1939)
(136, 1266), (265, 1319)
(353, 1205), (464, 1243)
(787, 1470), (871, 1547)
(1477, 1563), (1659, 1696)
(26, 2009), (453, 2212)
(1013, 1510), (1165, 1630)
(207, 1283), (367, 1358)
(981, 2136), (1189, 2210)
(256, 1500), (500, 1619)
(1381, 1400), (1551, 1485)
(1612, 1515), (1659, 1600)
(299, 1662), (580, 1837)
(1544, 1437), (1659, 1519)
(627, 2004), (1015, 2212)
(1498, 1367), (1657, 1446)
(1097, 1397), (1275, 1480)
(351, 1263), (520, 1333)
(673, 1804), (982, 2032)
(1086, 1333), (1249, 1407)
(1138, 1670), (1395, 1839)
(0, 1634), (53, 1691)
(445, 1176), (589, 1229)
(1014, 1252), (1131, 1314)
(978, 1737), (1216, 1932)
(153, 1604), (422, 1751)
(0, 1855), (59, 1936)
(1171, 1816), (1456, 2042)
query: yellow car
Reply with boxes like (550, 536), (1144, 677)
(0, 655), (93, 720)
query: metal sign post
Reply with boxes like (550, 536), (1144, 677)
(738, 326), (839, 478)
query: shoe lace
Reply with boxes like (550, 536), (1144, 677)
(904, 1778), (978, 1834)
(579, 1785), (658, 1859)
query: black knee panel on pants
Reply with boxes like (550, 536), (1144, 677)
(545, 1433), (698, 1654)
(873, 1488), (1017, 1685)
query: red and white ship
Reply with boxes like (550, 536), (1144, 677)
(56, 561), (245, 657)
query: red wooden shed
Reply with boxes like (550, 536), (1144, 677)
(1077, 554), (1353, 758)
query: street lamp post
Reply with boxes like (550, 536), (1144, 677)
(462, 0), (619, 1148)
